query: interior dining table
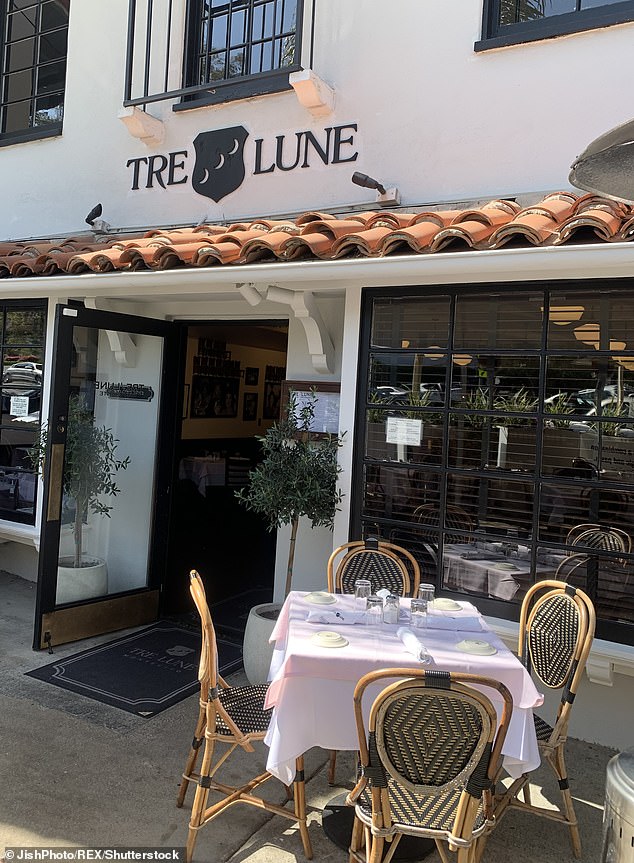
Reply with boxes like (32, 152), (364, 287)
(442, 542), (565, 600)
(178, 455), (226, 494)
(264, 591), (544, 788)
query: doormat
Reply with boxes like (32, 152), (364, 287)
(25, 621), (242, 717)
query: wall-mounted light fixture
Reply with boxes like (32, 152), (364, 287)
(351, 171), (400, 206)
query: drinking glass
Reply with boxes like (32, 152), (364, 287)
(410, 598), (427, 629)
(418, 583), (435, 611)
(365, 595), (384, 627)
(354, 578), (372, 611)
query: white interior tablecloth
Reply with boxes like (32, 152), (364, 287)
(443, 543), (562, 600)
(178, 456), (226, 493)
(264, 591), (543, 785)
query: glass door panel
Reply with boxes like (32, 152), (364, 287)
(35, 304), (179, 649)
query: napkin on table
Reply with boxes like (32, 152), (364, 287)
(424, 614), (485, 632)
(396, 627), (433, 664)
(306, 610), (366, 625)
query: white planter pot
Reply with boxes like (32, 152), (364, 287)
(242, 602), (282, 685)
(56, 556), (108, 605)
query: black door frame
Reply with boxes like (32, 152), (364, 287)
(33, 303), (182, 649)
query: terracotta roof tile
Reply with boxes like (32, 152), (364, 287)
(1, 192), (633, 280)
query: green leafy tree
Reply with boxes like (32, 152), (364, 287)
(235, 390), (344, 598)
(31, 395), (130, 569)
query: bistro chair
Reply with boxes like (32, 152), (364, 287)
(347, 667), (513, 863)
(493, 579), (595, 858)
(566, 523), (631, 560)
(414, 503), (476, 544)
(327, 537), (420, 597)
(180, 570), (312, 863)
(326, 537), (421, 785)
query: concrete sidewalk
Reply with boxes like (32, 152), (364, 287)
(0, 571), (614, 862)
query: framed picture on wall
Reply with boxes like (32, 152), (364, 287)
(262, 381), (282, 419)
(280, 380), (341, 438)
(245, 367), (259, 386)
(191, 376), (239, 418)
(243, 392), (258, 421)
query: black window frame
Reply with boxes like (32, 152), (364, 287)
(0, 0), (69, 146)
(476, 0), (634, 50)
(0, 298), (47, 526)
(353, 280), (634, 646)
(177, 0), (303, 111)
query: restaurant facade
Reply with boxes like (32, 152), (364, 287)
(2, 0), (634, 749)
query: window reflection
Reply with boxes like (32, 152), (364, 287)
(360, 287), (634, 639)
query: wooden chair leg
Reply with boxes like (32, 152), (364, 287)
(552, 746), (582, 859)
(186, 735), (215, 863)
(293, 755), (313, 859)
(177, 705), (206, 807)
(348, 814), (364, 863)
(328, 749), (338, 785)
(367, 833), (384, 863)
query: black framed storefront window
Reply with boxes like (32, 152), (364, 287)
(182, 0), (302, 106)
(354, 282), (634, 644)
(0, 300), (45, 524)
(0, 0), (69, 145)
(476, 0), (634, 49)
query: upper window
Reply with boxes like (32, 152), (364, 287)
(477, 0), (634, 49)
(0, 0), (69, 144)
(180, 0), (302, 107)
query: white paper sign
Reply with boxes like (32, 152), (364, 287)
(386, 417), (422, 445)
(10, 396), (30, 417)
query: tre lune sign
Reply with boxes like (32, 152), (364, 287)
(126, 122), (359, 202)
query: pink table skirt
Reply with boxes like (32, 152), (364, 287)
(264, 591), (543, 785)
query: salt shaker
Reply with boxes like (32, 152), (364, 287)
(383, 593), (399, 625)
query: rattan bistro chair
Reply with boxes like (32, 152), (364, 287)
(493, 580), (595, 859)
(326, 537), (421, 785)
(566, 523), (631, 557)
(180, 570), (312, 863)
(347, 668), (513, 863)
(327, 537), (420, 596)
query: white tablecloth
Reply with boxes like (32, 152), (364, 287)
(178, 456), (226, 494)
(264, 592), (543, 785)
(443, 544), (563, 600)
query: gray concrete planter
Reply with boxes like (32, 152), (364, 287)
(242, 602), (282, 684)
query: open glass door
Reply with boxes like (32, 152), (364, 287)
(33, 304), (179, 649)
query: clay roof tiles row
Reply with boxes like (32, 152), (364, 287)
(0, 192), (632, 280)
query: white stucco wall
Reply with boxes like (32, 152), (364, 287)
(2, 0), (634, 239)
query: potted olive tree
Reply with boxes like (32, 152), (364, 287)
(235, 390), (344, 682)
(31, 394), (130, 603)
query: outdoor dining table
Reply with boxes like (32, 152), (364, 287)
(264, 590), (544, 787)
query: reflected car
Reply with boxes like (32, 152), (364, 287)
(419, 383), (464, 404)
(2, 361), (42, 384)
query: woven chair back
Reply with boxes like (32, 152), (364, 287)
(353, 668), (512, 837)
(338, 549), (409, 595)
(373, 685), (493, 795)
(567, 524), (631, 556)
(520, 580), (595, 695)
(414, 504), (475, 544)
(328, 539), (420, 596)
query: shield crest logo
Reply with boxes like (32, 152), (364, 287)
(192, 126), (249, 202)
